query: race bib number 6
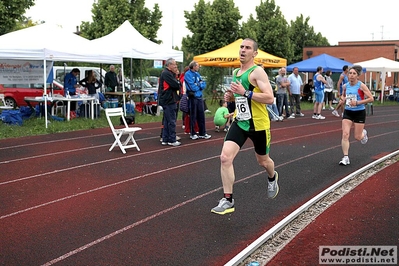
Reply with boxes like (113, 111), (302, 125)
(235, 96), (252, 121)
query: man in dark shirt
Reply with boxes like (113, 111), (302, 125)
(158, 58), (181, 146)
(104, 65), (118, 92)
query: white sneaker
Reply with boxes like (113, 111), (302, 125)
(316, 114), (325, 120)
(190, 134), (199, 140)
(297, 113), (305, 117)
(329, 106), (335, 110)
(204, 109), (211, 113)
(288, 114), (295, 119)
(279, 116), (284, 121)
(312, 114), (318, 119)
(361, 129), (368, 144)
(199, 133), (211, 139)
(168, 141), (181, 146)
(332, 110), (340, 117)
(339, 156), (350, 165)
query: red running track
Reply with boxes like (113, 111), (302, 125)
(268, 159), (399, 265)
(0, 105), (398, 265)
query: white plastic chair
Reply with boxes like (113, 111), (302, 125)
(105, 107), (142, 154)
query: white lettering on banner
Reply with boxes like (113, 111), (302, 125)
(319, 246), (397, 264)
(0, 60), (53, 84)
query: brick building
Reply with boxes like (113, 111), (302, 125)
(303, 40), (399, 88)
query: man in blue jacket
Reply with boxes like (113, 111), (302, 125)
(64, 68), (80, 96)
(184, 61), (211, 140)
(158, 58), (181, 146)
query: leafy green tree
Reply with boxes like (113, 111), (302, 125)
(288, 14), (330, 63)
(79, 0), (163, 80)
(0, 0), (34, 35)
(244, 0), (294, 63)
(182, 0), (242, 93)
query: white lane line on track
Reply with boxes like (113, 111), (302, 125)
(225, 150), (399, 266)
(3, 130), (398, 221)
(40, 146), (399, 266)
(0, 118), (394, 165)
(0, 130), (347, 220)
(1, 126), (397, 186)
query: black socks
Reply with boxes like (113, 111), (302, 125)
(224, 193), (233, 203)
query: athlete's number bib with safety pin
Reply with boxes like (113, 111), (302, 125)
(235, 96), (251, 121)
(346, 94), (356, 108)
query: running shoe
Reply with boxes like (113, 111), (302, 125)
(288, 114), (295, 119)
(332, 110), (340, 117)
(161, 141), (168, 146)
(224, 126), (229, 132)
(267, 171), (279, 199)
(190, 134), (199, 140)
(199, 134), (211, 139)
(215, 126), (220, 132)
(316, 114), (325, 120)
(211, 198), (235, 215)
(168, 141), (181, 146)
(312, 114), (318, 119)
(339, 156), (350, 166)
(361, 129), (368, 144)
(296, 113), (305, 117)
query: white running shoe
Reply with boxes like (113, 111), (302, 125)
(361, 129), (368, 144)
(316, 114), (325, 120)
(312, 115), (318, 119)
(339, 156), (350, 166)
(332, 110), (340, 117)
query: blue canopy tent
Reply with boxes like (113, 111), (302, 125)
(286, 53), (353, 73)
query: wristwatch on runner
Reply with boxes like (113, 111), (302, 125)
(243, 90), (251, 98)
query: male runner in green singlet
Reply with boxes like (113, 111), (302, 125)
(211, 38), (279, 215)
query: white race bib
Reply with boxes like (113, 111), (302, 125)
(346, 94), (356, 108)
(235, 96), (252, 121)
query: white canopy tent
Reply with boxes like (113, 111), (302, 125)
(90, 20), (184, 113)
(90, 20), (183, 62)
(355, 57), (399, 103)
(0, 23), (123, 127)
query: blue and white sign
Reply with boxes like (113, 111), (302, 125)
(0, 60), (53, 84)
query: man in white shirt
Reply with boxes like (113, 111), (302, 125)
(288, 67), (304, 117)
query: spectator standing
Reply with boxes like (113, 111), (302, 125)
(64, 68), (80, 112)
(158, 58), (181, 146)
(184, 61), (211, 140)
(117, 68), (124, 90)
(332, 65), (349, 117)
(211, 38), (279, 215)
(64, 68), (80, 97)
(79, 70), (102, 96)
(323, 70), (334, 110)
(104, 65), (118, 92)
(302, 79), (314, 102)
(312, 66), (327, 119)
(288, 66), (304, 117)
(276, 67), (292, 119)
(339, 65), (373, 165)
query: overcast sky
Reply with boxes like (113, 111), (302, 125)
(26, 0), (399, 49)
